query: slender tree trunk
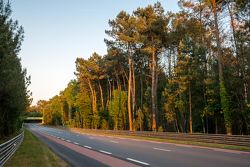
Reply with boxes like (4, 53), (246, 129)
(152, 47), (157, 131)
(68, 104), (72, 121)
(155, 64), (159, 129)
(227, 1), (248, 105)
(87, 79), (95, 113)
(116, 73), (121, 91)
(87, 78), (97, 129)
(175, 118), (179, 133)
(202, 116), (205, 134)
(132, 60), (136, 121)
(189, 82), (193, 133)
(212, 2), (223, 85)
(128, 46), (133, 131)
(215, 117), (218, 134)
(98, 80), (104, 110)
(60, 103), (65, 126)
(244, 82), (248, 104)
(140, 68), (143, 111)
(122, 73), (127, 91)
(206, 116), (209, 134)
(211, 0), (232, 135)
(108, 79), (112, 101)
(168, 50), (172, 78)
(227, 1), (238, 57)
(93, 89), (97, 129)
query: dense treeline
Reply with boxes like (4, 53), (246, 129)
(0, 1), (30, 138)
(37, 0), (250, 135)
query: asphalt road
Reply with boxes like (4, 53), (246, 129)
(27, 124), (250, 167)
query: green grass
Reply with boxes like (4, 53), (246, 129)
(5, 128), (69, 167)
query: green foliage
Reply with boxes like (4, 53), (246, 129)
(108, 90), (127, 130)
(0, 0), (29, 138)
(220, 83), (232, 131)
(39, 1), (250, 135)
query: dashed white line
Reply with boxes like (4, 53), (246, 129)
(126, 158), (150, 166)
(99, 150), (112, 155)
(61, 138), (65, 141)
(57, 137), (60, 139)
(74, 142), (79, 145)
(132, 139), (139, 141)
(110, 140), (119, 143)
(84, 145), (92, 149)
(66, 140), (71, 143)
(153, 147), (171, 152)
(149, 141), (161, 144)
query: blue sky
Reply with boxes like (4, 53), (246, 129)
(11, 0), (179, 105)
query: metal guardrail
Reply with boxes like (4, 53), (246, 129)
(71, 128), (250, 147)
(0, 131), (24, 166)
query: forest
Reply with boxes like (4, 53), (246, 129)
(33, 0), (250, 135)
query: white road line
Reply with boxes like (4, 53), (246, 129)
(132, 139), (139, 141)
(66, 140), (71, 143)
(84, 145), (92, 149)
(99, 150), (112, 155)
(57, 137), (60, 139)
(110, 140), (119, 143)
(74, 142), (79, 145)
(149, 141), (161, 144)
(61, 138), (65, 141)
(153, 147), (171, 152)
(126, 158), (150, 166)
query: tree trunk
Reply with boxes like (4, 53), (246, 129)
(206, 116), (209, 134)
(140, 69), (143, 111)
(122, 73), (127, 91)
(189, 82), (193, 133)
(175, 118), (179, 133)
(87, 78), (97, 129)
(152, 47), (157, 131)
(215, 117), (218, 134)
(93, 89), (98, 129)
(68, 104), (72, 121)
(211, 0), (231, 135)
(168, 50), (172, 78)
(227, 1), (238, 57)
(128, 46), (133, 131)
(87, 79), (96, 113)
(132, 60), (136, 121)
(98, 80), (104, 110)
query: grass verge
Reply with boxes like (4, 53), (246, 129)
(5, 128), (69, 167)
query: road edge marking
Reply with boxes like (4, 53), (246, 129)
(126, 158), (150, 166)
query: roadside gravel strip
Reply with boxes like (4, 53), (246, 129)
(28, 127), (140, 167)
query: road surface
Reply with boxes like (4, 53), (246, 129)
(27, 124), (250, 167)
